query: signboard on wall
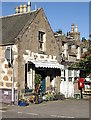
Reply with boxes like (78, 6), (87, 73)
(4, 91), (9, 95)
(5, 47), (14, 63)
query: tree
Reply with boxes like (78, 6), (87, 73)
(82, 37), (86, 42)
(35, 73), (42, 85)
(34, 73), (42, 103)
(89, 34), (91, 40)
(56, 29), (62, 34)
(78, 46), (91, 77)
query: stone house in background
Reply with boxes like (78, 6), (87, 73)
(0, 3), (64, 104)
(81, 38), (91, 56)
(54, 24), (81, 98)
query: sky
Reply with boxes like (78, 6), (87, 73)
(1, 2), (89, 40)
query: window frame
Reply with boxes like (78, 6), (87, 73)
(38, 31), (46, 52)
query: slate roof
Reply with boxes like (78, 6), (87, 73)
(0, 9), (41, 45)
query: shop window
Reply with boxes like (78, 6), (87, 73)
(68, 70), (72, 77)
(74, 70), (77, 77)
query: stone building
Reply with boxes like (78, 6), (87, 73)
(0, 3), (63, 104)
(54, 24), (81, 98)
(0, 2), (89, 102)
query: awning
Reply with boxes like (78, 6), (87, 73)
(29, 61), (64, 69)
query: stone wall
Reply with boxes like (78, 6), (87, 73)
(0, 45), (18, 90)
(68, 55), (76, 62)
(16, 9), (60, 97)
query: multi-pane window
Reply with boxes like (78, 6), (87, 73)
(61, 69), (64, 77)
(61, 70), (66, 81)
(61, 52), (65, 62)
(68, 45), (71, 53)
(38, 31), (46, 52)
(74, 70), (77, 77)
(68, 70), (72, 77)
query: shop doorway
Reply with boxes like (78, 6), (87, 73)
(36, 69), (47, 94)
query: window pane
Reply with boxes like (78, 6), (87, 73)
(38, 31), (45, 51)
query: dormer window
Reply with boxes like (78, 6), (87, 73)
(38, 31), (46, 52)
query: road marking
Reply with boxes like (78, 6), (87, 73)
(50, 114), (74, 118)
(7, 110), (38, 116)
(17, 112), (23, 114)
(17, 111), (38, 116)
(57, 115), (74, 118)
(26, 113), (38, 116)
(58, 115), (66, 118)
(0, 110), (6, 113)
(67, 116), (75, 118)
(51, 115), (57, 117)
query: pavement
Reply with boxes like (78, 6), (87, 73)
(0, 103), (8, 110)
(0, 99), (90, 118)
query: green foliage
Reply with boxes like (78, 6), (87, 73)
(82, 37), (86, 42)
(46, 93), (54, 101)
(78, 46), (91, 77)
(72, 45), (91, 77)
(87, 45), (91, 52)
(89, 34), (91, 38)
(35, 73), (42, 85)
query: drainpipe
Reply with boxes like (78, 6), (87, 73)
(65, 68), (69, 98)
(27, 62), (28, 88)
(10, 46), (14, 104)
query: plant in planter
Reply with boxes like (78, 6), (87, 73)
(53, 92), (65, 100)
(46, 92), (54, 101)
(18, 99), (29, 106)
(34, 73), (42, 104)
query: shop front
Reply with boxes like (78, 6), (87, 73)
(25, 61), (61, 94)
(23, 50), (61, 94)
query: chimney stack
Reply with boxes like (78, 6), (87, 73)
(27, 1), (31, 13)
(71, 23), (75, 32)
(23, 4), (27, 13)
(15, 2), (31, 14)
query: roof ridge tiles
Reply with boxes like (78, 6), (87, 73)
(0, 8), (41, 19)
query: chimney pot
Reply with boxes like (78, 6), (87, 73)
(75, 26), (78, 32)
(20, 5), (23, 13)
(28, 1), (30, 5)
(23, 4), (27, 13)
(27, 1), (31, 13)
(15, 6), (19, 13)
(71, 23), (75, 32)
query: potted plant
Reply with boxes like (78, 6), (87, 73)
(18, 99), (29, 106)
